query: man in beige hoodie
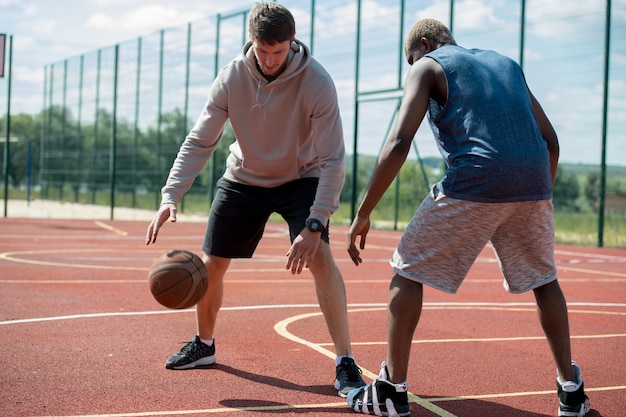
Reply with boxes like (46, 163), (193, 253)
(145, 2), (365, 397)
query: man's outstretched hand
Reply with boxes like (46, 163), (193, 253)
(347, 215), (370, 266)
(145, 203), (177, 245)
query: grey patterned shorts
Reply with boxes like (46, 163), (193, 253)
(391, 184), (557, 294)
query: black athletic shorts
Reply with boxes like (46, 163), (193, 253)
(202, 177), (330, 258)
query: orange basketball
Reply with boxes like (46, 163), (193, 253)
(148, 249), (208, 309)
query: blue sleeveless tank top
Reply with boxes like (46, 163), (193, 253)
(425, 45), (552, 202)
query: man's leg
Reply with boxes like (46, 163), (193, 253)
(533, 279), (574, 381)
(534, 280), (590, 416)
(309, 241), (352, 356)
(309, 241), (367, 396)
(346, 274), (421, 416)
(386, 274), (423, 384)
(164, 254), (230, 370)
(196, 254), (231, 340)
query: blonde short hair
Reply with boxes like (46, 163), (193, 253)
(404, 18), (456, 52)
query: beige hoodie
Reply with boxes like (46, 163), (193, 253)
(161, 40), (345, 225)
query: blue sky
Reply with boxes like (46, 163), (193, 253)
(1, 0), (625, 166)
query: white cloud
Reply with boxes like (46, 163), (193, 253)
(451, 0), (507, 30)
(414, 0), (507, 30)
(12, 63), (41, 83)
(361, 0), (398, 27)
(526, 0), (605, 39)
(22, 17), (56, 35)
(84, 5), (199, 36)
(91, 0), (128, 5)
(314, 2), (357, 38)
(0, 0), (38, 16)
(313, 0), (399, 42)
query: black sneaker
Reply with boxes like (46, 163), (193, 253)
(347, 362), (410, 417)
(335, 357), (367, 397)
(557, 361), (590, 416)
(165, 335), (216, 370)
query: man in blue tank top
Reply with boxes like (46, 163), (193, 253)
(346, 18), (589, 417)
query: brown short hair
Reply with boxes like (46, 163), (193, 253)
(248, 2), (296, 44)
(404, 18), (456, 52)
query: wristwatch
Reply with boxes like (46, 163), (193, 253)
(305, 218), (325, 233)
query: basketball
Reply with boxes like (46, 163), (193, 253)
(148, 249), (208, 309)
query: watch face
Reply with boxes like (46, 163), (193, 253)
(307, 219), (323, 232)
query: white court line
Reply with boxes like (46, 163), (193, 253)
(554, 249), (626, 261)
(273, 305), (625, 417)
(7, 302), (626, 417)
(273, 309), (458, 417)
(94, 220), (128, 236)
(31, 402), (349, 417)
(2, 301), (624, 326)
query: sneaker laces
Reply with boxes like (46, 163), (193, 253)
(338, 359), (363, 383)
(179, 337), (204, 356)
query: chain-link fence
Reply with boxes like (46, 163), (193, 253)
(2, 0), (625, 246)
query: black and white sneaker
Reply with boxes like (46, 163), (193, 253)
(165, 335), (216, 370)
(557, 361), (590, 417)
(347, 362), (410, 416)
(335, 357), (367, 397)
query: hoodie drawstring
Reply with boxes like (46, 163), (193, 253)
(251, 81), (274, 120)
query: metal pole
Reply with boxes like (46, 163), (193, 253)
(183, 23), (191, 144)
(519, 0), (526, 69)
(50, 65), (56, 199)
(209, 15), (222, 201)
(449, 0), (455, 33)
(2, 35), (12, 217)
(77, 55), (84, 202)
(412, 141), (430, 192)
(392, 0), (406, 230)
(155, 30), (165, 209)
(598, 0), (611, 247)
(60, 59), (67, 201)
(181, 23), (192, 212)
(27, 140), (32, 205)
(109, 44), (119, 220)
(309, 0), (315, 55)
(45, 65), (54, 200)
(397, 0), (405, 89)
(132, 37), (142, 208)
(40, 65), (48, 200)
(92, 50), (101, 204)
(350, 0), (362, 220)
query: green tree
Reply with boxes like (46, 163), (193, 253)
(584, 170), (599, 204)
(0, 113), (42, 187)
(607, 175), (626, 197)
(553, 166), (580, 212)
(342, 154), (376, 205)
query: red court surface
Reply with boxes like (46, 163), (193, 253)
(0, 217), (624, 417)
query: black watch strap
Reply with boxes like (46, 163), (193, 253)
(305, 218), (325, 233)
